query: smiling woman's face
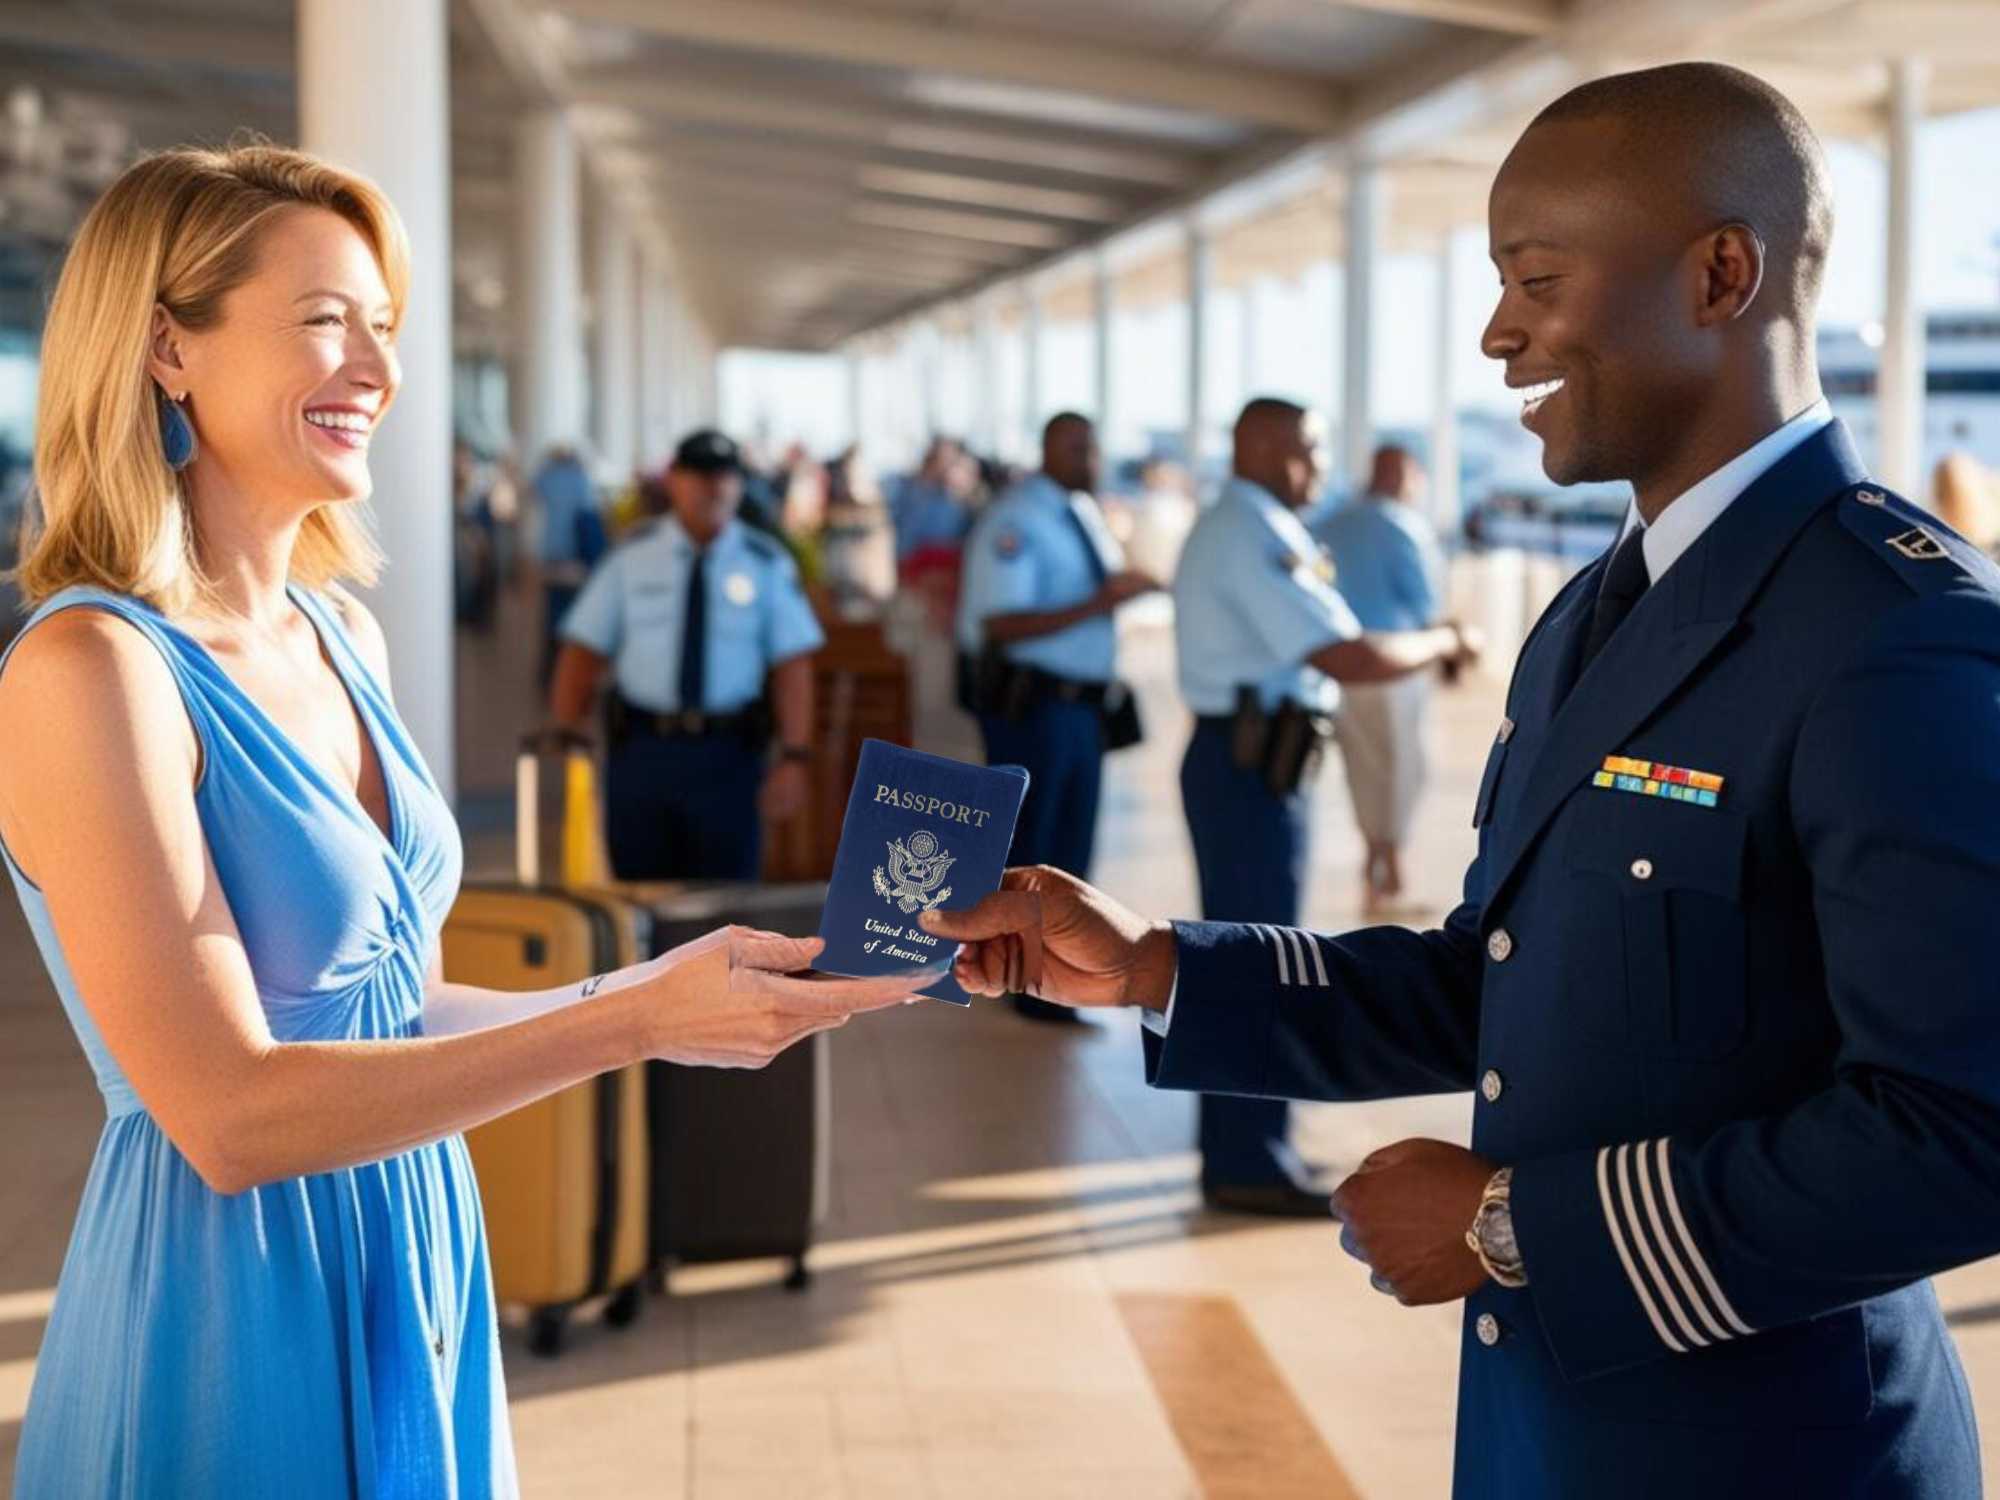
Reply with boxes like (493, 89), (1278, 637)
(1481, 121), (1715, 492)
(155, 205), (399, 508)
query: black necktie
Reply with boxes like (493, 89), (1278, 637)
(678, 550), (707, 710)
(1062, 498), (1109, 587)
(1578, 526), (1651, 671)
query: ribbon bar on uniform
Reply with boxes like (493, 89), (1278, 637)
(1592, 756), (1724, 807)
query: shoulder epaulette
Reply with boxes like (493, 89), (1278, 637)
(740, 528), (782, 561)
(1832, 482), (1998, 596)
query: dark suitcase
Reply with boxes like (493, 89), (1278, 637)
(619, 881), (832, 1291)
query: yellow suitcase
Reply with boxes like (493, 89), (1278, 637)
(443, 732), (651, 1357)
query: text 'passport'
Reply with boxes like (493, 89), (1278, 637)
(816, 740), (1030, 1005)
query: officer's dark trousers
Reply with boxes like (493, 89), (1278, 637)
(604, 729), (763, 880)
(1180, 720), (1308, 1188)
(977, 699), (1105, 875)
(980, 700), (1104, 1019)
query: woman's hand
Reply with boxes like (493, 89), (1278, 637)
(632, 927), (942, 1069)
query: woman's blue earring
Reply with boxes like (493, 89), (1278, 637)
(157, 387), (196, 470)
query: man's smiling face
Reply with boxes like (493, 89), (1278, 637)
(1481, 121), (1720, 491)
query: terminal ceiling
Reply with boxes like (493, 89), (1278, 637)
(0, 0), (1997, 351)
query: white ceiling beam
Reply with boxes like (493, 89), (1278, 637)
(574, 76), (1206, 187)
(1306, 0), (1563, 37)
(547, 0), (1346, 134)
(592, 128), (1141, 217)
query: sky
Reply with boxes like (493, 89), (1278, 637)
(721, 107), (2000, 468)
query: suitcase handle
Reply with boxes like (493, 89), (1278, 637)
(519, 726), (596, 757)
(516, 728), (610, 887)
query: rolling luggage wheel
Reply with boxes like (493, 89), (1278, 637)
(604, 1280), (645, 1328)
(784, 1255), (811, 1292)
(528, 1307), (567, 1359)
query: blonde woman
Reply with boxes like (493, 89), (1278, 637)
(0, 146), (933, 1496)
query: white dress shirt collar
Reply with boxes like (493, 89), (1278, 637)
(1618, 398), (1833, 583)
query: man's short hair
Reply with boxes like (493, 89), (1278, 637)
(1526, 62), (1833, 317)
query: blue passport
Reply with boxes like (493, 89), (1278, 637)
(815, 740), (1030, 1005)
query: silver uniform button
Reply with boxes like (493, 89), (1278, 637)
(1476, 1312), (1501, 1347)
(1481, 1069), (1504, 1103)
(1486, 928), (1514, 963)
(1630, 858), (1654, 881)
(1856, 487), (1886, 506)
(1496, 717), (1515, 745)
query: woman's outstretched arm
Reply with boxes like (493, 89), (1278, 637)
(0, 610), (930, 1196)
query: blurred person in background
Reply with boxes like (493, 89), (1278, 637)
(1933, 451), (2000, 556)
(530, 441), (605, 682)
(890, 435), (975, 563)
(820, 443), (897, 609)
(1174, 400), (1477, 1212)
(1124, 456), (1199, 588)
(1318, 443), (1452, 915)
(957, 412), (1161, 1023)
(550, 428), (823, 879)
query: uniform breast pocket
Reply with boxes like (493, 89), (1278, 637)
(1565, 793), (1749, 1057)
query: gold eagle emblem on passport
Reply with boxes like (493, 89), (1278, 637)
(873, 829), (956, 913)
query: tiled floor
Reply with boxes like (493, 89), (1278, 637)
(5, 576), (2000, 1496)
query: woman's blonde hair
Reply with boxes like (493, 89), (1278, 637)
(17, 142), (409, 613)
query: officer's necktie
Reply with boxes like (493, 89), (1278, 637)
(1577, 525), (1651, 672)
(678, 550), (707, 710)
(1061, 498), (1110, 587)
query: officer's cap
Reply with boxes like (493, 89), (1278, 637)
(672, 428), (744, 476)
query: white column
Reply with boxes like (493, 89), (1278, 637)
(1186, 219), (1213, 480)
(845, 347), (865, 450)
(919, 320), (942, 437)
(973, 299), (999, 454)
(1431, 233), (1462, 535)
(1342, 159), (1383, 491)
(298, 0), (455, 801)
(637, 246), (674, 467)
(1021, 281), (1042, 455)
(1093, 249), (1115, 439)
(1241, 274), (1266, 398)
(1879, 57), (1928, 497)
(513, 108), (584, 463)
(589, 188), (637, 480)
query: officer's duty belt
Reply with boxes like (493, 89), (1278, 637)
(1204, 692), (1334, 797)
(967, 651), (1143, 750)
(607, 693), (768, 743)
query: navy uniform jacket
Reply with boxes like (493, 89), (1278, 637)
(1146, 422), (2000, 1497)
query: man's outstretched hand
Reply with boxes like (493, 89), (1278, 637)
(917, 865), (1177, 1012)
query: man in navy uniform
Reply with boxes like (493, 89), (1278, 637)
(956, 411), (1160, 1022)
(925, 63), (2000, 1497)
(1175, 397), (1477, 1215)
(550, 428), (823, 879)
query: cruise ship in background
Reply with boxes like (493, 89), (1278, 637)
(1820, 309), (2000, 491)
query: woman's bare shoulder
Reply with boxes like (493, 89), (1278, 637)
(322, 583), (393, 690)
(0, 607), (200, 879)
(0, 607), (195, 766)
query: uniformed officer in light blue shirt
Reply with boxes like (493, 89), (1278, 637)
(550, 428), (824, 880)
(956, 411), (1160, 1021)
(1175, 397), (1476, 1215)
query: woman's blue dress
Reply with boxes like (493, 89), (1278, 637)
(2, 585), (517, 1497)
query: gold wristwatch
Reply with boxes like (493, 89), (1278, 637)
(1465, 1165), (1528, 1288)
